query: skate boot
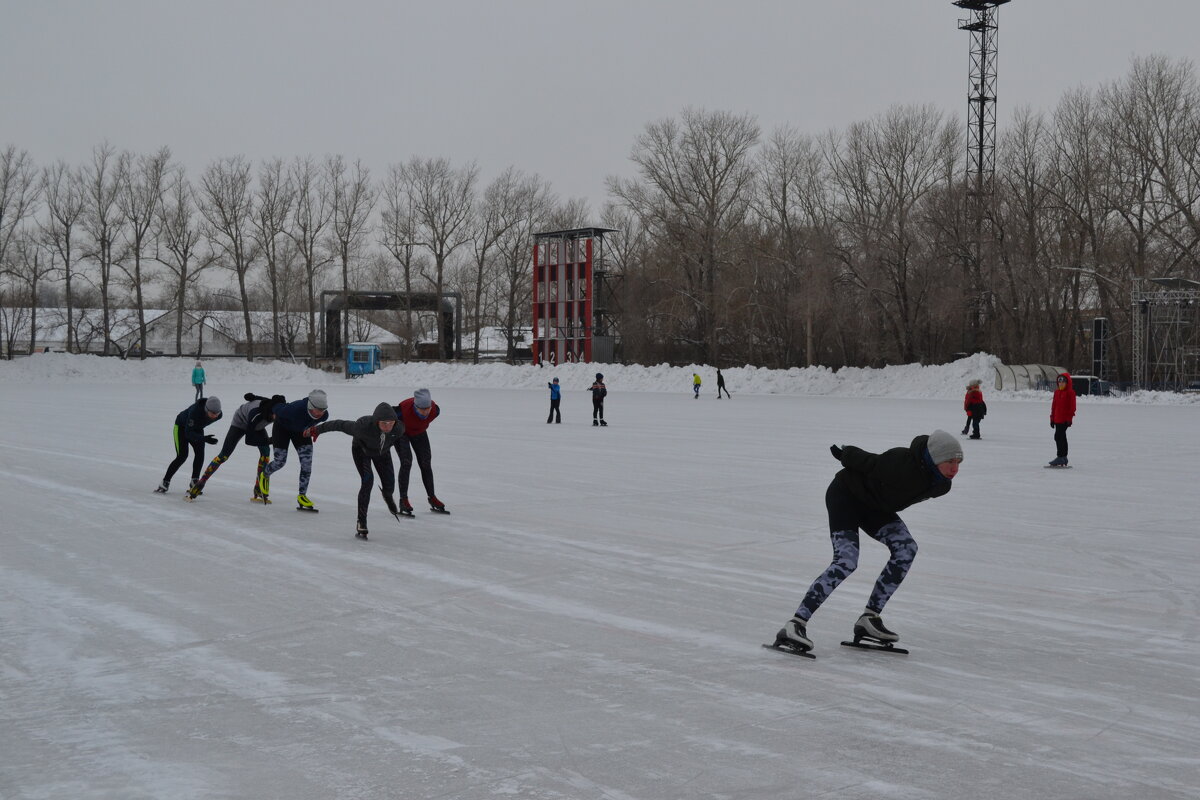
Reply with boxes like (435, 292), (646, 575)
(1048, 456), (1068, 467)
(397, 497), (415, 517)
(355, 520), (369, 540)
(296, 493), (318, 513)
(599, 419), (607, 426)
(154, 480), (169, 494)
(593, 419), (599, 427)
(961, 426), (969, 435)
(853, 611), (899, 643)
(773, 616), (814, 654)
(428, 495), (449, 514)
(257, 471), (271, 500)
(185, 481), (204, 501)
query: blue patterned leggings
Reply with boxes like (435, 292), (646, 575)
(795, 481), (919, 621)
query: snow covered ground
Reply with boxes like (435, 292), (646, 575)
(2, 354), (1197, 799)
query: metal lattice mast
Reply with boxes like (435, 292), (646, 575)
(954, 0), (1010, 351)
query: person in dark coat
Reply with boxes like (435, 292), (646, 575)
(1049, 371), (1077, 466)
(962, 379), (987, 439)
(589, 373), (607, 426)
(311, 402), (405, 538)
(773, 430), (963, 654)
(155, 396), (223, 493)
(716, 369), (731, 399)
(187, 393), (284, 501)
(259, 389), (328, 510)
(392, 388), (446, 513)
(547, 377), (562, 423)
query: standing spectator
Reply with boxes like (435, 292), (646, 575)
(259, 389), (328, 511)
(186, 392), (283, 501)
(155, 396), (223, 493)
(1049, 372), (1077, 467)
(589, 373), (607, 426)
(312, 402), (405, 539)
(547, 377), (562, 424)
(392, 388), (448, 514)
(772, 430), (963, 656)
(692, 372), (702, 399)
(716, 369), (731, 399)
(962, 379), (987, 439)
(191, 361), (206, 401)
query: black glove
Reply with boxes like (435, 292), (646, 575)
(244, 392), (257, 401)
(830, 445), (843, 460)
(1066, 422), (1072, 428)
(204, 435), (218, 444)
(1050, 421), (1055, 428)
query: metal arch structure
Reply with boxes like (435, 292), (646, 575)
(320, 290), (462, 361)
(1131, 278), (1200, 390)
(954, 0), (1011, 351)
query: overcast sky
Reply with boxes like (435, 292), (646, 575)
(3, 1), (1198, 213)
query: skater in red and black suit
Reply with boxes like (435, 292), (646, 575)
(962, 379), (987, 439)
(1049, 372), (1077, 467)
(772, 430), (963, 656)
(392, 388), (447, 513)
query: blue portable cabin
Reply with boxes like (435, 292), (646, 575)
(346, 342), (382, 377)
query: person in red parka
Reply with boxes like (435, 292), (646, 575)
(391, 388), (447, 513)
(961, 379), (987, 439)
(1049, 372), (1077, 466)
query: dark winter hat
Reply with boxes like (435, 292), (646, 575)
(413, 388), (432, 409)
(373, 402), (398, 422)
(595, 373), (604, 380)
(307, 389), (328, 411)
(552, 377), (559, 383)
(927, 429), (963, 465)
(205, 396), (222, 414)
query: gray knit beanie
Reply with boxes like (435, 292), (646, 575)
(927, 429), (963, 465)
(307, 389), (328, 411)
(205, 396), (222, 414)
(413, 388), (432, 409)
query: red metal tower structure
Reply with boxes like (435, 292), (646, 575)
(531, 227), (617, 366)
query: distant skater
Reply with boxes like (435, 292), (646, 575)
(589, 373), (607, 426)
(155, 396), (223, 494)
(962, 379), (986, 439)
(547, 377), (562, 423)
(717, 369), (731, 399)
(772, 430), (963, 656)
(1048, 372), (1076, 467)
(693, 373), (702, 399)
(192, 360), (206, 401)
(312, 402), (405, 539)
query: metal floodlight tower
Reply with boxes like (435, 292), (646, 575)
(954, 0), (1010, 351)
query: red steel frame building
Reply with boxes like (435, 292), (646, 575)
(532, 228), (616, 366)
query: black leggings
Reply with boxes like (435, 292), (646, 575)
(592, 398), (604, 420)
(352, 445), (395, 523)
(163, 425), (206, 484)
(393, 433), (435, 499)
(1054, 422), (1070, 458)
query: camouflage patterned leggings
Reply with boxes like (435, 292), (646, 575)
(263, 442), (315, 494)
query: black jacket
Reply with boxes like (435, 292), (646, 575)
(833, 435), (951, 513)
(174, 399), (223, 444)
(313, 402), (404, 455)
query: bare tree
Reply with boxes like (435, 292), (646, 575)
(41, 161), (86, 352)
(80, 143), (126, 355)
(4, 229), (55, 354)
(198, 156), (260, 361)
(252, 158), (295, 359)
(287, 157), (333, 363)
(116, 147), (170, 358)
(327, 156), (377, 354)
(402, 156), (478, 358)
(467, 167), (529, 362)
(608, 108), (760, 364)
(156, 166), (212, 356)
(379, 164), (424, 360)
(493, 173), (555, 360)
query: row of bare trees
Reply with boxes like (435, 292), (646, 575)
(3, 56), (1199, 374)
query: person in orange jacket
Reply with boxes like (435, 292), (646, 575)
(1049, 372), (1077, 466)
(961, 379), (987, 439)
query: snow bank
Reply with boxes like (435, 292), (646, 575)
(3, 350), (1197, 405)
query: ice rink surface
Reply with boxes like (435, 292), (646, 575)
(2, 363), (1198, 799)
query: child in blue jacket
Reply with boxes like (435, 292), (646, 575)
(547, 377), (562, 423)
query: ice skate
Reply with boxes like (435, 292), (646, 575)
(599, 419), (607, 426)
(296, 493), (318, 513)
(154, 480), (169, 494)
(355, 520), (368, 540)
(1047, 456), (1069, 467)
(257, 472), (270, 500)
(763, 616), (815, 659)
(841, 611), (909, 654)
(593, 419), (599, 427)
(396, 497), (414, 517)
(428, 495), (449, 514)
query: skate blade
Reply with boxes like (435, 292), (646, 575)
(840, 640), (909, 655)
(762, 642), (815, 660)
(429, 508), (450, 514)
(296, 506), (319, 513)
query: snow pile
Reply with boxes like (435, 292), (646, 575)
(3, 350), (1197, 404)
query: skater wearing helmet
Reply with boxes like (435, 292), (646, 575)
(259, 389), (328, 511)
(391, 388), (447, 514)
(771, 430), (963, 657)
(311, 402), (406, 539)
(155, 396), (223, 494)
(589, 373), (607, 426)
(1048, 372), (1076, 467)
(962, 379), (986, 439)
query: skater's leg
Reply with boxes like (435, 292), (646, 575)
(971, 416), (981, 437)
(1054, 423), (1069, 458)
(189, 440), (208, 484)
(863, 520), (918, 613)
(199, 427), (245, 487)
(296, 443), (314, 494)
(409, 433), (435, 498)
(352, 446), (373, 523)
(393, 437), (413, 498)
(163, 425), (190, 484)
(374, 452), (397, 512)
(795, 529), (860, 621)
(263, 427), (291, 478)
